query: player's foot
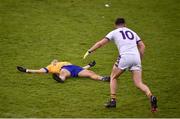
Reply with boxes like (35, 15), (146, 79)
(105, 99), (116, 108)
(101, 76), (110, 82)
(17, 66), (27, 72)
(88, 60), (96, 67)
(52, 73), (64, 83)
(150, 96), (158, 112)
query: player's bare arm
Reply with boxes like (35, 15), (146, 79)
(26, 68), (47, 73)
(83, 38), (109, 59)
(89, 38), (109, 52)
(17, 66), (47, 73)
(137, 40), (145, 60)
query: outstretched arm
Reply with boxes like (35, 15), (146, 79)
(83, 38), (109, 59)
(26, 68), (47, 73)
(89, 38), (109, 52)
(83, 61), (96, 69)
(17, 66), (47, 73)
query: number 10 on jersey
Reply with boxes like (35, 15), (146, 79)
(120, 30), (134, 40)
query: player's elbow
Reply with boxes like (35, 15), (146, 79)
(138, 41), (145, 50)
(141, 43), (145, 50)
(139, 45), (145, 52)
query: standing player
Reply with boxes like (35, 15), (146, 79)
(83, 18), (158, 112)
(17, 60), (110, 82)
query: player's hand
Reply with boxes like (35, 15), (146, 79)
(83, 51), (91, 59)
(17, 66), (27, 72)
(88, 60), (96, 67)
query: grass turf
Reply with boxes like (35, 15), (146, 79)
(0, 0), (180, 117)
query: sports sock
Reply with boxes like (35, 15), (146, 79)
(147, 92), (152, 99)
(100, 77), (104, 81)
(99, 76), (104, 81)
(111, 94), (116, 101)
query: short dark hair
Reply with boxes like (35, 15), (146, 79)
(115, 18), (125, 25)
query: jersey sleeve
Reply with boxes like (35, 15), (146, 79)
(105, 31), (114, 41)
(43, 64), (52, 73)
(136, 34), (141, 44)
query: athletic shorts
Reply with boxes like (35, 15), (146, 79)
(115, 54), (142, 71)
(62, 65), (84, 77)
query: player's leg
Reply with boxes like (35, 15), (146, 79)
(105, 65), (124, 108)
(78, 69), (110, 81)
(52, 69), (71, 83)
(59, 68), (71, 81)
(131, 70), (152, 97)
(131, 70), (158, 112)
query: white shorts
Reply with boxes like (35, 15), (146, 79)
(115, 54), (142, 71)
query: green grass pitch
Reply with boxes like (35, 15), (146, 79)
(0, 0), (179, 117)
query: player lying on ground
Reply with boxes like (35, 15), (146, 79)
(83, 18), (157, 112)
(17, 60), (110, 83)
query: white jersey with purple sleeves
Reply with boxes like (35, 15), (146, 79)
(105, 27), (141, 56)
(105, 27), (142, 71)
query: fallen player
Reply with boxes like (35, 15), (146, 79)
(17, 60), (110, 83)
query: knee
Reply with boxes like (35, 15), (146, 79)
(60, 70), (65, 74)
(110, 75), (117, 81)
(60, 70), (69, 78)
(90, 74), (97, 79)
(88, 71), (96, 77)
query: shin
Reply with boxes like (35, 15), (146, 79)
(132, 70), (152, 98)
